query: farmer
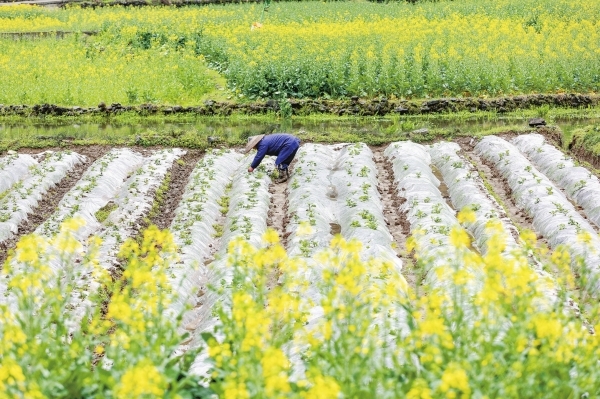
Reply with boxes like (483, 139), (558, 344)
(245, 133), (301, 182)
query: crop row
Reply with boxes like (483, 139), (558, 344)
(287, 143), (399, 264)
(2, 134), (600, 385)
(476, 136), (600, 294)
(285, 142), (404, 306)
(427, 141), (558, 305)
(188, 152), (274, 378)
(167, 149), (243, 322)
(0, 151), (85, 244)
(2, 137), (598, 288)
(513, 134), (600, 229)
(2, 137), (597, 301)
(385, 142), (483, 297)
(284, 143), (409, 379)
(0, 148), (184, 328)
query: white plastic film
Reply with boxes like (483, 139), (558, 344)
(0, 153), (37, 194)
(167, 149), (243, 320)
(476, 136), (600, 292)
(67, 148), (185, 327)
(513, 133), (600, 230)
(36, 148), (145, 240)
(0, 151), (86, 244)
(429, 141), (557, 305)
(189, 155), (274, 380)
(286, 143), (338, 259)
(333, 143), (402, 272)
(385, 141), (482, 294)
(428, 141), (518, 254)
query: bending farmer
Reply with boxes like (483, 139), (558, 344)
(245, 133), (301, 182)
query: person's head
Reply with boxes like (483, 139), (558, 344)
(244, 134), (265, 153)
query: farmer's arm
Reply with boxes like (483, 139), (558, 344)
(250, 143), (269, 170)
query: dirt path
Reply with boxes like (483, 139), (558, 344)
(372, 149), (419, 293)
(150, 150), (203, 230)
(267, 180), (289, 246)
(265, 169), (292, 292)
(0, 146), (108, 265)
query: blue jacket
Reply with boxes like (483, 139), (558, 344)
(251, 134), (300, 169)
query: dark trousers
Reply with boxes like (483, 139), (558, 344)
(276, 145), (299, 170)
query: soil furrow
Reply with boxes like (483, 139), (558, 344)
(0, 146), (108, 265)
(149, 150), (204, 230)
(266, 161), (294, 292)
(464, 138), (594, 315)
(267, 178), (290, 247)
(461, 141), (590, 306)
(372, 148), (418, 292)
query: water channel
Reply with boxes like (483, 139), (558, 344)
(1, 115), (598, 146)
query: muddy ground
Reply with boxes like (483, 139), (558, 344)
(372, 148), (418, 291)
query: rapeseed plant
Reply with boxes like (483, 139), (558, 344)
(210, 219), (600, 397)
(1, 0), (600, 104)
(2, 213), (600, 397)
(0, 221), (203, 398)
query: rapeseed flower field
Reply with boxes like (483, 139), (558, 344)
(2, 220), (599, 397)
(0, 0), (599, 104)
(2, 1), (600, 395)
(2, 139), (600, 397)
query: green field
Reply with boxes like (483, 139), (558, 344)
(1, 0), (599, 106)
(2, 2), (600, 397)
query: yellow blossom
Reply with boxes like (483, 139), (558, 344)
(449, 227), (471, 248)
(114, 361), (167, 398)
(263, 228), (280, 244)
(457, 208), (476, 224)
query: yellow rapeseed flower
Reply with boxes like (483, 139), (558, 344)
(302, 375), (341, 399)
(114, 361), (167, 398)
(263, 228), (280, 244)
(439, 363), (470, 396)
(457, 208), (477, 224)
(449, 227), (471, 248)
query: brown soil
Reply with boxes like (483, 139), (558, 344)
(430, 165), (453, 207)
(539, 126), (600, 185)
(150, 150), (204, 230)
(536, 126), (563, 147)
(447, 137), (591, 315)
(266, 163), (294, 291)
(1, 93), (597, 118)
(571, 146), (600, 172)
(372, 148), (419, 293)
(0, 146), (108, 265)
(267, 181), (289, 247)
